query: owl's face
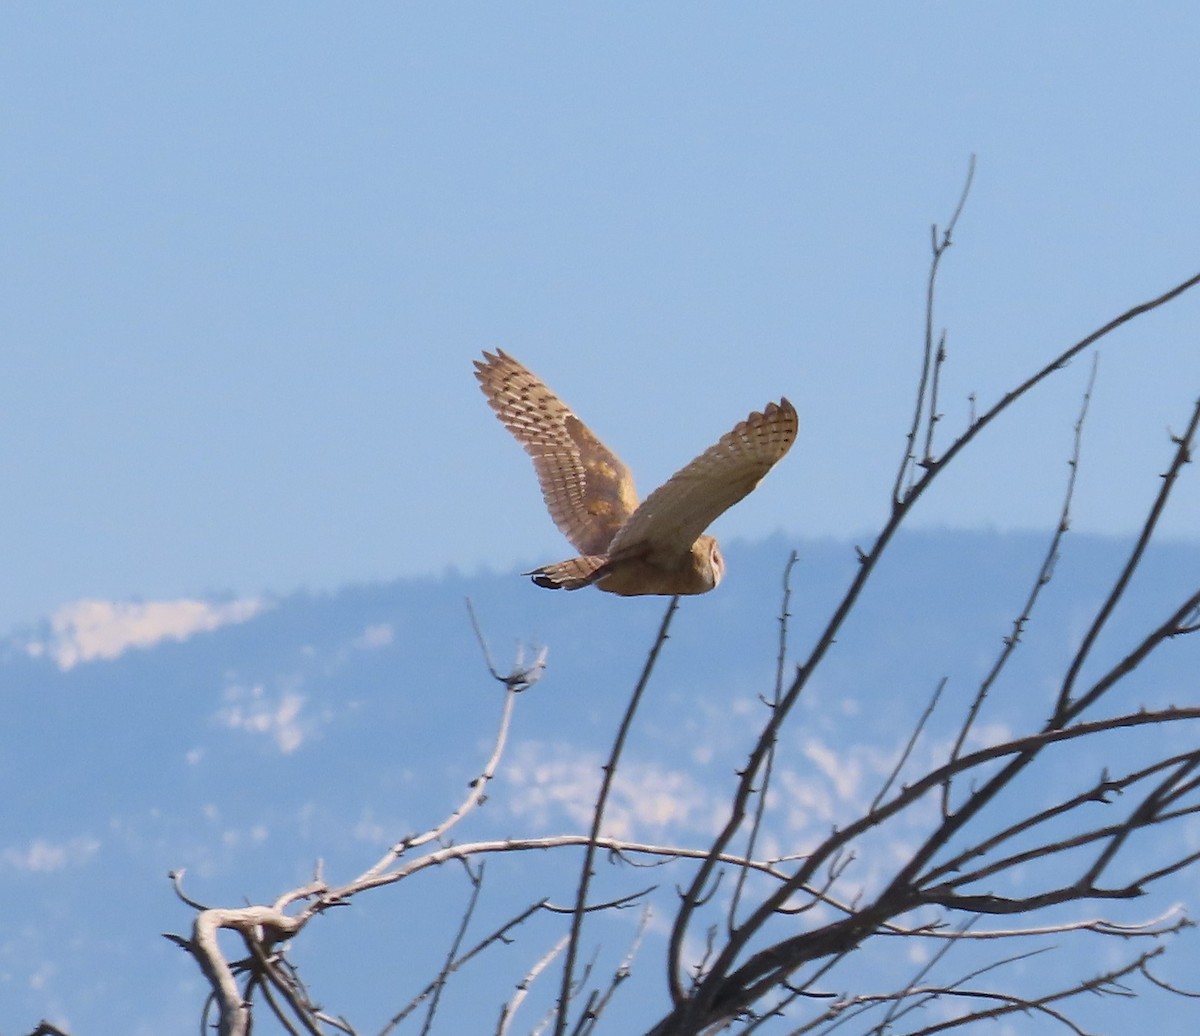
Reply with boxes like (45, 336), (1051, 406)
(698, 536), (725, 590)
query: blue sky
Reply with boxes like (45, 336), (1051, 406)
(2, 4), (1199, 631)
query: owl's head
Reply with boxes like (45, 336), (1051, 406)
(697, 535), (724, 591)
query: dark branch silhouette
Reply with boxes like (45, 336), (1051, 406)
(160, 165), (1200, 1036)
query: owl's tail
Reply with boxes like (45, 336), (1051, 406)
(525, 555), (609, 591)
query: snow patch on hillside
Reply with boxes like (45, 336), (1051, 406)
(24, 597), (268, 670)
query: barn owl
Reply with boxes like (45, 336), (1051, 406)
(474, 350), (797, 596)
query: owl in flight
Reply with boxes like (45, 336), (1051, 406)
(474, 350), (797, 596)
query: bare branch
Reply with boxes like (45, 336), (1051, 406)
(172, 175), (1200, 1036)
(557, 596), (680, 1033)
(353, 666), (522, 887)
(384, 899), (554, 1035)
(466, 597), (548, 693)
(943, 353), (1098, 814)
(666, 270), (1200, 1030)
(419, 860), (486, 1036)
(731, 551), (801, 932)
(879, 905), (1191, 942)
(573, 908), (652, 1036)
(188, 904), (308, 1036)
(894, 154), (976, 503)
(497, 935), (570, 1036)
(1057, 395), (1200, 719)
(1141, 958), (1200, 999)
(872, 676), (947, 814)
(892, 949), (1160, 1036)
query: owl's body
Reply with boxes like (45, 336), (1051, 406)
(527, 535), (722, 597)
(474, 350), (797, 596)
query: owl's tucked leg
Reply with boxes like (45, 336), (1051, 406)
(525, 555), (609, 590)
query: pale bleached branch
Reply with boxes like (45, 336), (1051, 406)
(497, 935), (570, 1036)
(353, 665), (522, 887)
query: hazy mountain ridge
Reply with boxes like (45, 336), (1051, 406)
(2, 529), (1197, 1034)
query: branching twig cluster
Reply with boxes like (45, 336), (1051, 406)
(167, 621), (546, 1036)
(644, 164), (1200, 1036)
(167, 165), (1200, 1036)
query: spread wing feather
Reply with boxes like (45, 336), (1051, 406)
(606, 399), (798, 562)
(474, 350), (639, 555)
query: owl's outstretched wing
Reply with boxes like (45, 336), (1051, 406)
(606, 399), (798, 562)
(474, 350), (639, 556)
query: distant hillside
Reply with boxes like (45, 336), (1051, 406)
(3, 530), (1197, 1035)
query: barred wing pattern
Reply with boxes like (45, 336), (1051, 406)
(473, 350), (638, 556)
(605, 400), (798, 565)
